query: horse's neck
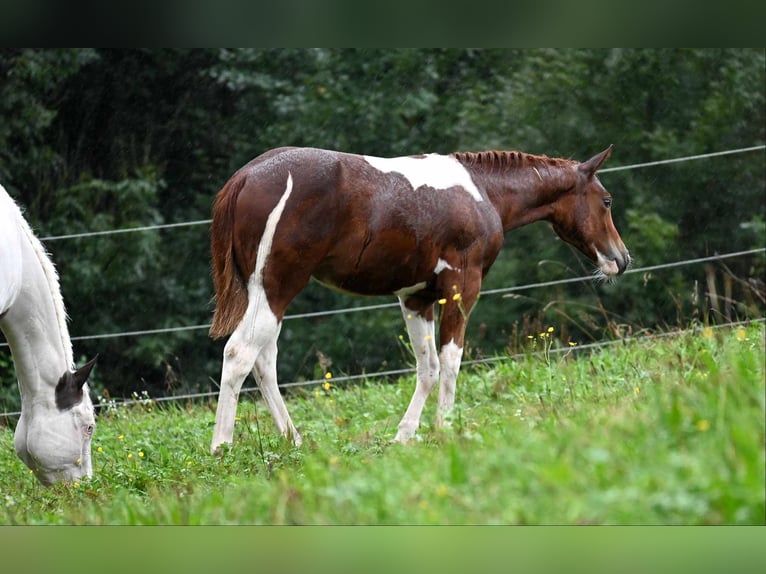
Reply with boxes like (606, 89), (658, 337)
(455, 152), (577, 231)
(0, 207), (72, 403)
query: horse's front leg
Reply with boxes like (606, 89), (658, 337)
(436, 340), (464, 428)
(393, 299), (439, 443)
(435, 271), (480, 428)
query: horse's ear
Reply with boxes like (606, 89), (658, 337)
(73, 355), (98, 388)
(579, 145), (613, 178)
(55, 355), (98, 410)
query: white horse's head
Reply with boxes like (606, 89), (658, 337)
(14, 358), (97, 486)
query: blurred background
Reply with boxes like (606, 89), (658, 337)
(1, 48), (763, 410)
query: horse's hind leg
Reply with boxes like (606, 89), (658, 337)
(210, 282), (282, 454)
(253, 337), (301, 445)
(211, 332), (258, 454)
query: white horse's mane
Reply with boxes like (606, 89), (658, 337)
(10, 197), (74, 369)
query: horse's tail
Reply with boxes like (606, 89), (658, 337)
(209, 175), (249, 339)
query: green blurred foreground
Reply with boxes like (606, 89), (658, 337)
(0, 323), (763, 525)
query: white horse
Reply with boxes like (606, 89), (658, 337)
(0, 184), (98, 486)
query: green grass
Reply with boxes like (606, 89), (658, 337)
(1, 323), (763, 525)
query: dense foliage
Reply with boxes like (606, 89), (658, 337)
(1, 49), (764, 407)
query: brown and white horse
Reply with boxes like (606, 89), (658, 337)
(208, 146), (630, 452)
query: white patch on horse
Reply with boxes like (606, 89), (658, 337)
(433, 258), (455, 275)
(256, 172), (293, 283)
(363, 154), (483, 202)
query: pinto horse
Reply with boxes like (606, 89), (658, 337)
(0, 185), (98, 485)
(208, 146), (630, 452)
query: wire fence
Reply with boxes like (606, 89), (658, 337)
(2, 316), (763, 419)
(36, 144), (766, 243)
(0, 247), (761, 346)
(1, 144), (765, 419)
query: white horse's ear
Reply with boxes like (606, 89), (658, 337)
(55, 355), (98, 410)
(579, 145), (613, 178)
(73, 355), (98, 387)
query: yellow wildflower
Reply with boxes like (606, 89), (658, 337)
(452, 293), (462, 301)
(547, 326), (554, 333)
(325, 372), (333, 379)
(323, 382), (332, 391)
(138, 451), (145, 458)
(438, 298), (447, 305)
(735, 328), (747, 342)
(697, 419), (710, 431)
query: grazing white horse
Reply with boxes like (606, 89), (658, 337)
(0, 184), (97, 486)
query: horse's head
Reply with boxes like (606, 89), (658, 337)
(14, 357), (97, 486)
(550, 146), (630, 278)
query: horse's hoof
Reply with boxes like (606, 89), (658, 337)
(210, 442), (231, 456)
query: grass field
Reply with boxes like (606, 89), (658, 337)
(0, 322), (763, 525)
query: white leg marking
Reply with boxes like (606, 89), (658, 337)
(253, 336), (302, 445)
(394, 300), (440, 443)
(211, 174), (296, 454)
(436, 340), (463, 427)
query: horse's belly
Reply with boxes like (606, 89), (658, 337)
(313, 265), (427, 297)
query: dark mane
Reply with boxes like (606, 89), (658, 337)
(451, 150), (574, 171)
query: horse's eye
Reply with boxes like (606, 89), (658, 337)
(85, 424), (95, 436)
(602, 198), (612, 209)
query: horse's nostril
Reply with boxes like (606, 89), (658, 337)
(618, 253), (631, 274)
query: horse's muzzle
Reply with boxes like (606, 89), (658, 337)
(597, 249), (631, 277)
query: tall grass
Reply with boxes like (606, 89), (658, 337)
(0, 323), (763, 524)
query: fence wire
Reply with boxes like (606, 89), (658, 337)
(1, 144), (764, 418)
(37, 145), (765, 243)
